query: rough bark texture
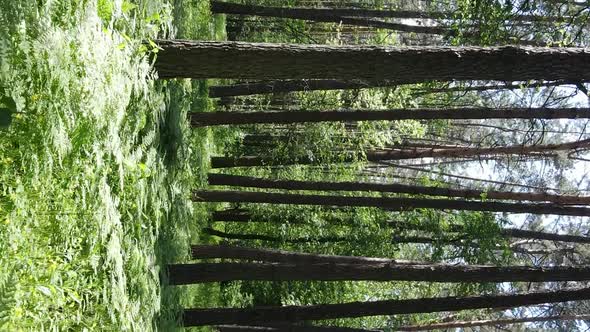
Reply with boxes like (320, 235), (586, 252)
(210, 138), (590, 168)
(207, 173), (590, 205)
(210, 1), (451, 34)
(191, 108), (590, 126)
(193, 190), (590, 217)
(203, 227), (349, 244)
(396, 314), (590, 331)
(216, 325), (380, 332)
(154, 41), (590, 81)
(211, 1), (449, 20)
(208, 80), (397, 98)
(167, 261), (590, 284)
(182, 287), (590, 326)
(191, 244), (424, 265)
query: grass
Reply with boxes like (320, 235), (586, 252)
(0, 0), (223, 330)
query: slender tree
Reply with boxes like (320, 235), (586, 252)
(207, 173), (590, 205)
(396, 314), (590, 331)
(210, 138), (590, 168)
(194, 190), (590, 217)
(191, 244), (425, 265)
(203, 227), (349, 244)
(182, 287), (590, 326)
(191, 107), (590, 126)
(154, 41), (590, 81)
(391, 221), (590, 245)
(210, 1), (452, 35)
(216, 325), (380, 332)
(168, 261), (590, 284)
(208, 79), (579, 98)
(411, 80), (583, 95)
(208, 79), (398, 98)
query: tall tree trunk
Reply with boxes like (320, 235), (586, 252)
(207, 173), (590, 205)
(193, 190), (590, 217)
(191, 107), (590, 126)
(210, 1), (564, 27)
(500, 228), (590, 244)
(211, 208), (251, 222)
(208, 79), (397, 98)
(396, 314), (590, 331)
(211, 1), (452, 20)
(210, 138), (590, 168)
(182, 287), (590, 326)
(154, 41), (590, 81)
(203, 227), (349, 244)
(191, 244), (424, 265)
(167, 261), (590, 284)
(391, 221), (590, 245)
(216, 325), (380, 332)
(411, 80), (581, 95)
(210, 1), (452, 34)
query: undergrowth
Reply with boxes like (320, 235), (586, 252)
(0, 0), (221, 330)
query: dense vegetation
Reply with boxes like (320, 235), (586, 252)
(2, 0), (590, 331)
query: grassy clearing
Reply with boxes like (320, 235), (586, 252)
(0, 0), (222, 330)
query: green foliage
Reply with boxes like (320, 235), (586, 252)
(0, 0), (222, 330)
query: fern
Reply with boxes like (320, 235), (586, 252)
(0, 266), (16, 329)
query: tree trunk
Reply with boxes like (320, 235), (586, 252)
(168, 261), (590, 284)
(211, 208), (251, 222)
(193, 190), (590, 217)
(216, 325), (380, 332)
(211, 0), (570, 22)
(411, 80), (580, 95)
(211, 1), (452, 20)
(207, 173), (590, 205)
(396, 314), (590, 331)
(501, 228), (590, 244)
(203, 227), (349, 244)
(208, 79), (398, 98)
(154, 41), (590, 81)
(182, 287), (590, 326)
(391, 221), (590, 245)
(191, 107), (590, 126)
(210, 1), (451, 34)
(210, 138), (590, 168)
(191, 244), (425, 265)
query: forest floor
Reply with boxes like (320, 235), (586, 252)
(0, 0), (223, 330)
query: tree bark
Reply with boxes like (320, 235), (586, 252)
(411, 80), (580, 95)
(210, 1), (451, 34)
(211, 1), (452, 20)
(210, 138), (590, 168)
(203, 227), (349, 244)
(396, 314), (590, 331)
(191, 107), (590, 126)
(207, 173), (590, 205)
(182, 287), (590, 326)
(193, 190), (590, 217)
(216, 325), (380, 332)
(211, 208), (251, 222)
(501, 228), (590, 244)
(208, 79), (397, 98)
(168, 261), (590, 284)
(154, 41), (590, 81)
(211, 0), (569, 22)
(191, 244), (425, 265)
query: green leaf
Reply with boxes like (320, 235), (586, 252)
(0, 108), (13, 128)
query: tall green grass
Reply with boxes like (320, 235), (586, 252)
(0, 0), (221, 330)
